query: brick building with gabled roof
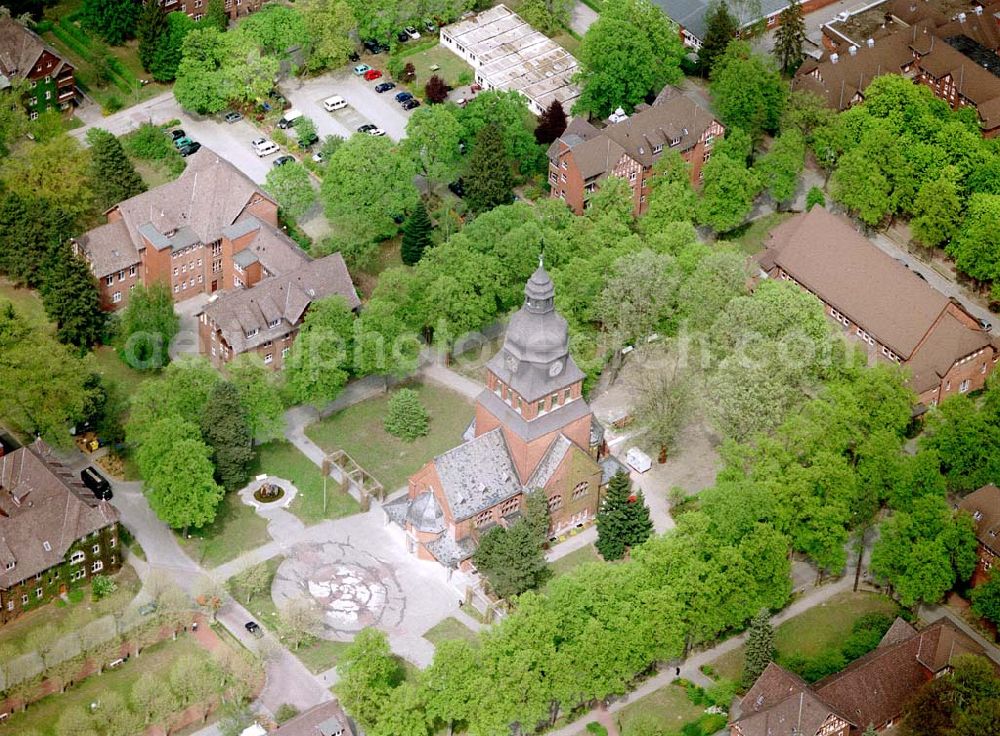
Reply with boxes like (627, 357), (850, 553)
(731, 618), (990, 736)
(384, 264), (611, 570)
(0, 15), (77, 115)
(73, 150), (318, 312)
(758, 207), (999, 407)
(0, 440), (121, 625)
(547, 86), (724, 217)
(958, 484), (1000, 586)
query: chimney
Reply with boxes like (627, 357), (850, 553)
(831, 52), (840, 63)
(867, 38), (875, 47)
(958, 11), (966, 22)
(849, 45), (858, 55)
(975, 5), (983, 14)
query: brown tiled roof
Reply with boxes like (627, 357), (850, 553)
(760, 208), (950, 358)
(226, 216), (311, 277)
(550, 87), (719, 177)
(200, 252), (359, 354)
(734, 664), (854, 736)
(110, 150), (275, 253)
(958, 485), (1000, 555)
(273, 700), (353, 736)
(74, 219), (140, 278)
(878, 617), (917, 648)
(0, 16), (52, 81)
(0, 441), (119, 589)
(738, 662), (812, 715)
(904, 306), (996, 393)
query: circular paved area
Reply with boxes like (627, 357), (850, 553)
(272, 540), (406, 639)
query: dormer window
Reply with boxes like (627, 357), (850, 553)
(4, 561), (13, 571)
(669, 136), (681, 147)
(974, 510), (984, 521)
(652, 144), (663, 154)
(245, 328), (258, 339)
(268, 319), (279, 329)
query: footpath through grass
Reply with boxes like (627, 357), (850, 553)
(305, 382), (475, 495)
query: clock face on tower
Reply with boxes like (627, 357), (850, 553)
(549, 360), (564, 377)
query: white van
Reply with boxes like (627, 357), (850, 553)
(323, 95), (347, 112)
(277, 109), (303, 129)
(252, 138), (280, 157)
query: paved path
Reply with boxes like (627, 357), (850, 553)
(569, 1), (599, 34)
(420, 360), (484, 400)
(548, 574), (857, 736)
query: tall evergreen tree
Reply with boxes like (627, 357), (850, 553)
(200, 381), (254, 491)
(699, 2), (739, 76)
(400, 201), (432, 266)
(86, 128), (147, 212)
(0, 193), (78, 287)
(464, 122), (513, 214)
(773, 0), (806, 74)
(472, 490), (550, 598)
(137, 0), (168, 72)
(39, 248), (105, 350)
(742, 609), (775, 689)
(596, 470), (652, 560)
(534, 99), (567, 145)
(204, 0), (229, 31)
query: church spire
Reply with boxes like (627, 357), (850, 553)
(524, 262), (555, 315)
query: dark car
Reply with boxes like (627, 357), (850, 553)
(348, 50), (361, 62)
(298, 131), (319, 148)
(394, 91), (413, 103)
(245, 621), (264, 638)
(178, 141), (201, 157)
(448, 178), (465, 197)
(401, 98), (420, 110)
(273, 155), (295, 167)
(170, 129), (186, 141)
(397, 30), (410, 42)
(80, 466), (112, 500)
(375, 82), (396, 93)
(357, 123), (377, 133)
(362, 39), (387, 54)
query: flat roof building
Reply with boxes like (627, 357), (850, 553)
(440, 5), (580, 115)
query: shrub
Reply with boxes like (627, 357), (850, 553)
(91, 574), (119, 600)
(782, 649), (846, 683)
(806, 186), (825, 211)
(698, 713), (728, 733)
(401, 62), (416, 83)
(680, 722), (704, 736)
(458, 69), (473, 86)
(586, 723), (609, 736)
(122, 123), (174, 160)
(275, 703), (299, 723)
(384, 389), (430, 441)
(103, 96), (124, 114)
(705, 678), (738, 709)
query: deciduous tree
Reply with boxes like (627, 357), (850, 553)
(534, 99), (567, 144)
(425, 74), (449, 104)
(300, 0), (355, 72)
(911, 167), (963, 247)
(284, 295), (355, 407)
(336, 629), (403, 731)
(227, 354), (285, 441)
(404, 104), (464, 186)
(754, 129), (804, 208)
(263, 162), (316, 220)
(116, 282), (179, 370)
(710, 41), (787, 143)
(146, 436), (224, 534)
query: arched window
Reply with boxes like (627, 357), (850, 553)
(572, 482), (590, 500)
(548, 495), (563, 512)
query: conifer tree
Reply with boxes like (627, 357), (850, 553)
(534, 99), (567, 145)
(699, 2), (739, 76)
(137, 0), (168, 72)
(86, 128), (147, 212)
(741, 609), (775, 689)
(39, 248), (105, 350)
(400, 201), (432, 266)
(465, 122), (513, 214)
(773, 0), (806, 74)
(200, 381), (254, 490)
(383, 389), (430, 441)
(596, 470), (652, 560)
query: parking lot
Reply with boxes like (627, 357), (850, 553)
(278, 66), (414, 142)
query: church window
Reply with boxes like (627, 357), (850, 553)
(551, 392), (559, 407)
(564, 388), (572, 402)
(548, 495), (563, 512)
(572, 482), (589, 500)
(475, 510), (493, 527)
(499, 497), (520, 515)
(514, 396), (521, 413)
(537, 400), (545, 414)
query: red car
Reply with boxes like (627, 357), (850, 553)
(364, 69), (383, 81)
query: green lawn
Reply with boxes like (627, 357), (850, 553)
(552, 31), (581, 55)
(548, 544), (603, 580)
(616, 683), (704, 735)
(305, 382), (475, 495)
(724, 211), (794, 255)
(0, 565), (141, 656)
(226, 557), (351, 674)
(252, 440), (360, 526)
(423, 616), (479, 646)
(4, 634), (206, 736)
(706, 591), (900, 682)
(0, 279), (50, 330)
(401, 43), (474, 90)
(177, 491), (272, 569)
(133, 157), (182, 189)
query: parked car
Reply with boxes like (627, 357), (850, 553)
(273, 155), (295, 167)
(375, 82), (396, 93)
(363, 69), (383, 81)
(979, 317), (993, 332)
(357, 124), (377, 133)
(80, 466), (112, 500)
(366, 127), (386, 137)
(172, 135), (194, 149)
(405, 26), (421, 40)
(348, 50), (360, 62)
(245, 621), (264, 638)
(298, 131), (319, 148)
(401, 98), (421, 110)
(170, 129), (186, 141)
(323, 95), (348, 112)
(448, 179), (465, 197)
(277, 109), (303, 129)
(397, 30), (410, 42)
(178, 141), (201, 157)
(362, 40), (387, 54)
(224, 110), (243, 123)
(353, 63), (371, 75)
(394, 91), (413, 103)
(252, 138), (280, 157)
(424, 19), (437, 32)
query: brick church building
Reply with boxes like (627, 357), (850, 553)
(385, 264), (619, 570)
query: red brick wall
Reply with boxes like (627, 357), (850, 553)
(96, 262), (141, 311)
